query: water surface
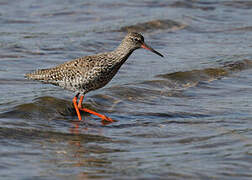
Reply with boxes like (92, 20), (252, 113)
(0, 0), (252, 179)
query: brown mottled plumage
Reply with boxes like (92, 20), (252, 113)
(26, 32), (163, 123)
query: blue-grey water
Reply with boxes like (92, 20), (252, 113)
(0, 0), (252, 179)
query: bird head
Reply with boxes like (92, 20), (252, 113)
(124, 32), (163, 57)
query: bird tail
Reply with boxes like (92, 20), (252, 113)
(25, 69), (49, 80)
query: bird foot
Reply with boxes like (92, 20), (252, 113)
(73, 94), (116, 125)
(101, 115), (115, 122)
(101, 116), (116, 125)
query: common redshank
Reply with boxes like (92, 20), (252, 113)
(26, 32), (163, 123)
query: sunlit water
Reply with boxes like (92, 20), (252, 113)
(0, 0), (252, 179)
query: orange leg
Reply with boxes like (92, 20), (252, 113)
(78, 95), (84, 108)
(75, 94), (114, 123)
(73, 94), (82, 121)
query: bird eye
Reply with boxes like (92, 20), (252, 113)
(132, 38), (140, 42)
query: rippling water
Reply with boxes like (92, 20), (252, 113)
(1, 0), (252, 179)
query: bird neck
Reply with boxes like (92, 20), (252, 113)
(113, 42), (136, 62)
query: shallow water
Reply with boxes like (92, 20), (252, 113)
(0, 0), (252, 179)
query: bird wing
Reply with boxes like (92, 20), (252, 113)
(25, 55), (97, 84)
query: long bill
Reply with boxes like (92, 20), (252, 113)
(141, 43), (164, 57)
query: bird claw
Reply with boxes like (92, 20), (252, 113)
(101, 115), (115, 123)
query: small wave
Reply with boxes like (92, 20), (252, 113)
(156, 59), (252, 88)
(0, 95), (116, 124)
(116, 19), (187, 33)
(170, 1), (215, 11)
(0, 126), (111, 142)
(132, 111), (210, 119)
(223, 1), (252, 9)
(3, 19), (37, 24)
(0, 96), (74, 120)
